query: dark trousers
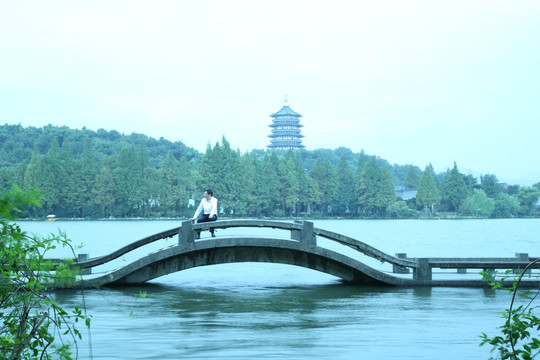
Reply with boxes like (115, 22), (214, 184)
(196, 214), (217, 235)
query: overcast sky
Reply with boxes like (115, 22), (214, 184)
(1, 1), (539, 185)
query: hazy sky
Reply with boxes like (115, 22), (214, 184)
(1, 1), (539, 185)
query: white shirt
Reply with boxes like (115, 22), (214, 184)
(193, 197), (218, 218)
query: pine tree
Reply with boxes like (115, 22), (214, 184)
(160, 151), (182, 216)
(260, 154), (281, 215)
(80, 138), (97, 216)
(334, 156), (355, 215)
(114, 146), (141, 216)
(358, 158), (395, 215)
(403, 165), (421, 188)
(93, 164), (115, 217)
(354, 150), (369, 205)
(309, 158), (337, 214)
(416, 164), (440, 213)
(238, 154), (258, 216)
(60, 139), (83, 217)
(441, 162), (468, 212)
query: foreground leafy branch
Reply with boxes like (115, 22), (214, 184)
(480, 261), (540, 359)
(0, 185), (91, 359)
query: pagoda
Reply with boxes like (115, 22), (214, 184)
(267, 98), (305, 150)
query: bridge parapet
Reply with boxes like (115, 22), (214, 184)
(411, 253), (535, 281)
(43, 219), (540, 289)
(179, 219), (316, 245)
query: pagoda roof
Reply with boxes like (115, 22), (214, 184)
(270, 105), (302, 118)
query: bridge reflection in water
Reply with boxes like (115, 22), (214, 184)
(61, 220), (540, 289)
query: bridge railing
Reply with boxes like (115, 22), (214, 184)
(405, 253), (539, 281)
(47, 219), (538, 283)
(63, 219), (418, 275)
(181, 219), (418, 270)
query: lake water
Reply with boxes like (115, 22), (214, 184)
(17, 219), (540, 359)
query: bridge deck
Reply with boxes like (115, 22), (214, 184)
(48, 220), (540, 289)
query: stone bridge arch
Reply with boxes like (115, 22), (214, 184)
(82, 238), (411, 288)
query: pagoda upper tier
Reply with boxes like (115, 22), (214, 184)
(267, 101), (305, 150)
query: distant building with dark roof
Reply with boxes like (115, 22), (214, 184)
(267, 99), (305, 150)
(395, 185), (418, 201)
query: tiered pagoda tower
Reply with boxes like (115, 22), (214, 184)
(267, 98), (305, 150)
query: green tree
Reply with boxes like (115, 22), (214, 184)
(416, 164), (440, 213)
(260, 154), (281, 216)
(516, 186), (540, 216)
(79, 138), (98, 217)
(403, 165), (421, 188)
(460, 189), (495, 217)
(60, 139), (84, 217)
(114, 146), (141, 216)
(334, 155), (356, 215)
(198, 137), (242, 215)
(505, 184), (521, 196)
(0, 186), (91, 359)
(23, 147), (43, 195)
(309, 158), (338, 214)
(463, 174), (478, 196)
(386, 200), (410, 218)
(357, 158), (396, 216)
(291, 151), (309, 214)
(492, 193), (520, 218)
(441, 162), (468, 212)
(305, 176), (322, 215)
(93, 164), (116, 217)
(160, 151), (189, 216)
(481, 174), (503, 198)
(354, 150), (369, 203)
(283, 157), (300, 215)
(237, 154), (258, 216)
(0, 167), (14, 192)
(40, 139), (64, 214)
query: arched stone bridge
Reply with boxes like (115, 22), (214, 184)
(66, 220), (540, 289)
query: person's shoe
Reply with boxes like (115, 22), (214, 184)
(211, 233), (216, 238)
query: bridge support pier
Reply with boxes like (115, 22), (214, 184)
(413, 258), (432, 281)
(292, 221), (316, 246)
(515, 253), (531, 275)
(78, 253), (91, 275)
(179, 220), (195, 246)
(393, 253), (410, 274)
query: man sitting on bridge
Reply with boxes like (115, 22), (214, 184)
(190, 189), (218, 238)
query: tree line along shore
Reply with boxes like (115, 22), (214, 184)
(1, 124), (539, 219)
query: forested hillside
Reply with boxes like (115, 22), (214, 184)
(0, 124), (538, 219)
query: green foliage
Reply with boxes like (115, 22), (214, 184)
(386, 200), (410, 218)
(493, 193), (521, 218)
(516, 187), (540, 216)
(441, 162), (469, 212)
(0, 186), (91, 359)
(357, 158), (396, 216)
(482, 174), (503, 198)
(403, 165), (421, 188)
(460, 189), (496, 217)
(333, 156), (356, 216)
(0, 124), (535, 219)
(309, 158), (338, 214)
(416, 164), (440, 213)
(480, 261), (540, 360)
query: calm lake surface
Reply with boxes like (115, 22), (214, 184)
(18, 219), (540, 359)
